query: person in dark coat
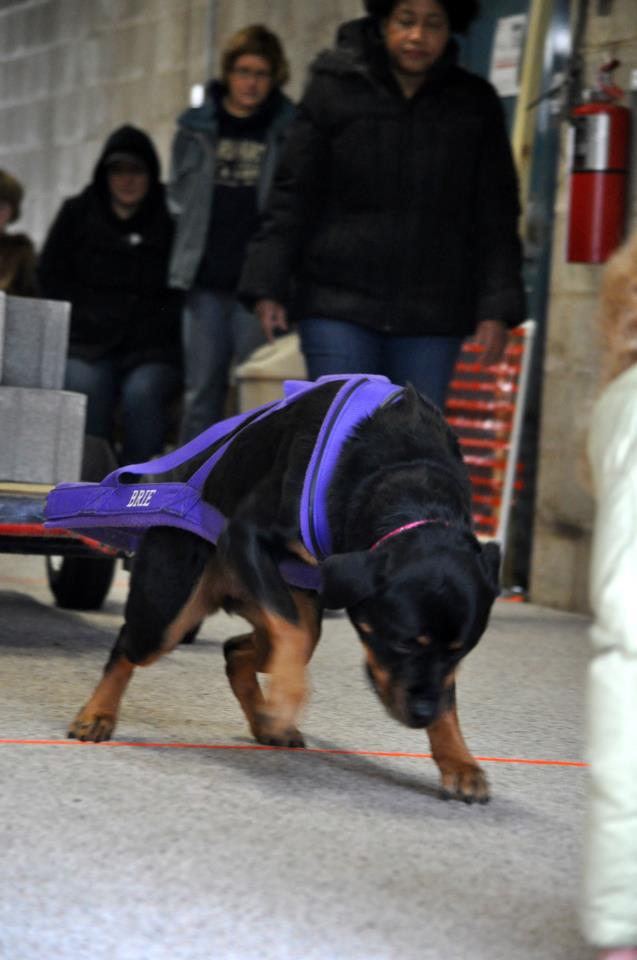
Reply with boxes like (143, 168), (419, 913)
(0, 169), (37, 297)
(38, 125), (182, 464)
(167, 24), (295, 440)
(239, 0), (526, 407)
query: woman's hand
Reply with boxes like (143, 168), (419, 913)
(475, 319), (508, 367)
(254, 299), (288, 343)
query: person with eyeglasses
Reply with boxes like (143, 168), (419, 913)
(239, 0), (525, 408)
(167, 24), (295, 440)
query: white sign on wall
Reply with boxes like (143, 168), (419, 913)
(489, 14), (527, 98)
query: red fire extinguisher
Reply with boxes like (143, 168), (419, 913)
(566, 68), (631, 264)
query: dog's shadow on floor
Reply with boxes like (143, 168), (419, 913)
(186, 733), (527, 823)
(193, 731), (446, 807)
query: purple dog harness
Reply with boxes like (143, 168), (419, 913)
(44, 375), (403, 591)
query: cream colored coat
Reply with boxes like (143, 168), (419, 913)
(581, 363), (637, 948)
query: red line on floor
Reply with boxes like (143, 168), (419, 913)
(0, 738), (588, 767)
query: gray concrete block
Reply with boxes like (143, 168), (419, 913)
(1, 295), (70, 390)
(0, 387), (86, 484)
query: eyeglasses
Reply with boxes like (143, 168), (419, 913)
(229, 66), (272, 81)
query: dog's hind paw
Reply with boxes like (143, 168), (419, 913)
(67, 708), (116, 743)
(439, 762), (490, 804)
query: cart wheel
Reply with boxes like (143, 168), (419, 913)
(46, 554), (117, 610)
(46, 436), (119, 611)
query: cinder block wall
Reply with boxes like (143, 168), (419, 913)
(530, 2), (637, 612)
(0, 0), (359, 248)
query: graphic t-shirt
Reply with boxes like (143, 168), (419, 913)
(195, 102), (270, 291)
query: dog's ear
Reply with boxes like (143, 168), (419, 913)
(479, 540), (501, 596)
(402, 382), (422, 411)
(320, 550), (379, 610)
(218, 519), (298, 623)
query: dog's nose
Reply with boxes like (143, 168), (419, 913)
(406, 696), (438, 728)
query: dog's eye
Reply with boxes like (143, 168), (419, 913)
(392, 635), (431, 654)
(392, 639), (417, 655)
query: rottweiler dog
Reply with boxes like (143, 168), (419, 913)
(68, 379), (500, 802)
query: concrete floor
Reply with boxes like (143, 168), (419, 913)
(0, 553), (593, 960)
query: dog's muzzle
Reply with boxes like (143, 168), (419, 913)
(365, 662), (440, 728)
(403, 694), (440, 728)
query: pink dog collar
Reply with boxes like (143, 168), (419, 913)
(370, 519), (448, 552)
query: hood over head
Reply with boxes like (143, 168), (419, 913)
(91, 124), (163, 220)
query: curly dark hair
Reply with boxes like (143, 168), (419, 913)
(0, 168), (24, 223)
(363, 0), (480, 34)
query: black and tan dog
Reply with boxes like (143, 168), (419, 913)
(68, 379), (500, 802)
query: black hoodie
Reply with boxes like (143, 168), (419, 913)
(38, 125), (182, 368)
(239, 17), (525, 337)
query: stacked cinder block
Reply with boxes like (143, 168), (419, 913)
(0, 291), (86, 485)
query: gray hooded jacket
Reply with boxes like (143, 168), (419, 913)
(167, 87), (295, 291)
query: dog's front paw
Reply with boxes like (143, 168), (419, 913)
(439, 761), (490, 804)
(68, 707), (116, 743)
(252, 714), (306, 749)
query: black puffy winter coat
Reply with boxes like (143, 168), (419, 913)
(239, 18), (525, 337)
(38, 125), (182, 368)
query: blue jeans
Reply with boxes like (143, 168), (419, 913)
(65, 356), (182, 465)
(299, 317), (463, 408)
(179, 286), (266, 442)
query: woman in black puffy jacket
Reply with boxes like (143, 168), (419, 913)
(239, 0), (525, 407)
(38, 125), (182, 463)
